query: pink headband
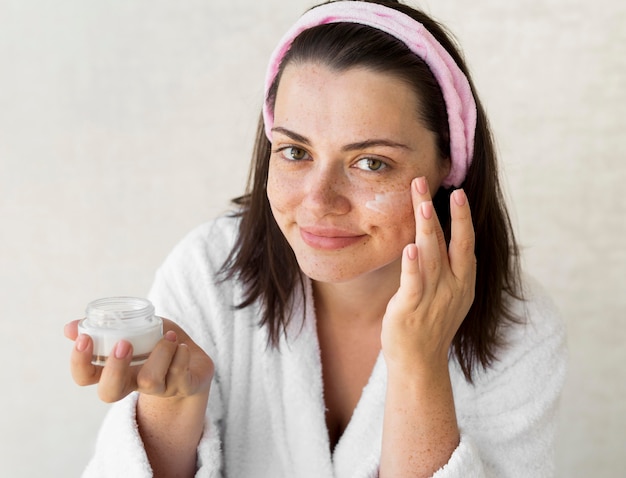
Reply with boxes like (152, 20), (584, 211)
(263, 1), (477, 188)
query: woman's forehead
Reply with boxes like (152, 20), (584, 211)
(272, 63), (428, 144)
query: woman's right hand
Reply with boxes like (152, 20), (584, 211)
(64, 318), (214, 403)
(67, 319), (214, 476)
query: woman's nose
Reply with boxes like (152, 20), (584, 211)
(302, 164), (351, 216)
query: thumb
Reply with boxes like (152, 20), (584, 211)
(64, 320), (80, 340)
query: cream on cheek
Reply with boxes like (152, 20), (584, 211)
(364, 189), (412, 215)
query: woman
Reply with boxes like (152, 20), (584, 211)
(66, 1), (567, 477)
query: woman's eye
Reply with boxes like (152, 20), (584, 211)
(355, 157), (387, 172)
(280, 147), (309, 161)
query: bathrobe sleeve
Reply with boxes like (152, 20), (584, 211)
(82, 217), (239, 478)
(81, 390), (222, 478)
(427, 278), (568, 478)
(82, 386), (223, 478)
(81, 392), (152, 478)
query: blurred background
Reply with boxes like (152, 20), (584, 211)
(1, 0), (624, 476)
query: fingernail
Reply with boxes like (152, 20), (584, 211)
(453, 189), (467, 207)
(406, 244), (418, 260)
(114, 340), (131, 359)
(164, 330), (177, 342)
(420, 201), (433, 220)
(415, 176), (428, 195)
(75, 334), (88, 352)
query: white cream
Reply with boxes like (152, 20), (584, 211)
(364, 190), (410, 214)
(78, 297), (163, 366)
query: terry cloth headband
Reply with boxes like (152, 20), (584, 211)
(263, 1), (477, 188)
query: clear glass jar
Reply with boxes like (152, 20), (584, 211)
(78, 297), (163, 366)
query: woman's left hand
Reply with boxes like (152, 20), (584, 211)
(381, 176), (476, 374)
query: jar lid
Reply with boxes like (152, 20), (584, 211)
(85, 297), (155, 329)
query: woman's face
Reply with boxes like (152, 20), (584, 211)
(267, 62), (449, 284)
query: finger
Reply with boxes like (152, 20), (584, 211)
(412, 177), (448, 266)
(98, 340), (135, 403)
(64, 320), (80, 340)
(136, 330), (179, 396)
(414, 198), (443, 296)
(70, 334), (102, 386)
(165, 343), (192, 396)
(448, 189), (476, 282)
(392, 244), (423, 309)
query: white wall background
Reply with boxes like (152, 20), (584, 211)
(1, 0), (624, 476)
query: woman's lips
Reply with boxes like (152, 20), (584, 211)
(299, 227), (366, 250)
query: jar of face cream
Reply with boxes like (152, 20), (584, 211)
(78, 297), (163, 366)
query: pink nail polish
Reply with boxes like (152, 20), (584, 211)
(453, 189), (467, 206)
(164, 330), (177, 342)
(415, 176), (428, 195)
(114, 340), (131, 359)
(406, 244), (418, 260)
(75, 334), (88, 352)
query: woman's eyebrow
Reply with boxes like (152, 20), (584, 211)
(272, 126), (412, 152)
(341, 139), (413, 152)
(271, 127), (311, 146)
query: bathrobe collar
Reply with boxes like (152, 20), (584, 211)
(261, 277), (386, 478)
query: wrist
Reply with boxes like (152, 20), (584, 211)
(138, 388), (210, 421)
(384, 351), (450, 381)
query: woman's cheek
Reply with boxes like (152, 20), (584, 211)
(364, 190), (412, 216)
(266, 165), (295, 214)
(363, 189), (416, 247)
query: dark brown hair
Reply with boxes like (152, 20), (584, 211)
(222, 0), (522, 381)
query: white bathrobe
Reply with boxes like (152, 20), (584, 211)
(83, 215), (567, 478)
